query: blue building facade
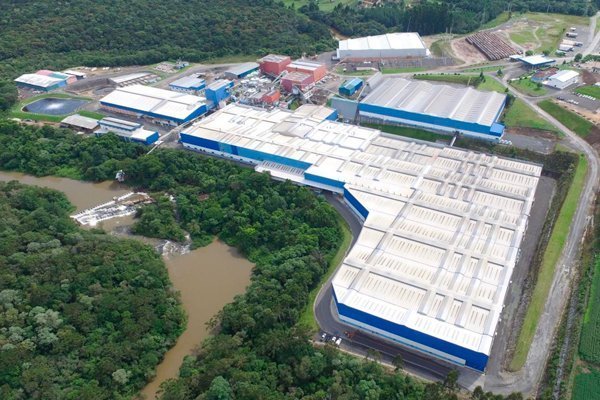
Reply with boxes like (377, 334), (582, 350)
(339, 78), (363, 97)
(358, 102), (505, 138)
(205, 80), (234, 109)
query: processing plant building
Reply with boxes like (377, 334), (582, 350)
(337, 33), (429, 60)
(179, 103), (541, 372)
(169, 75), (206, 94)
(15, 70), (76, 91)
(357, 77), (507, 139)
(99, 84), (207, 126)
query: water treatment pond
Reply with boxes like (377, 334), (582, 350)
(23, 97), (89, 115)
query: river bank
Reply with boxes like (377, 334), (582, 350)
(0, 171), (253, 400)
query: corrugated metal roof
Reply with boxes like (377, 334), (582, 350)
(61, 114), (99, 130)
(361, 78), (506, 127)
(548, 69), (579, 82)
(339, 33), (426, 51)
(100, 84), (205, 120)
(14, 73), (64, 88)
(181, 104), (541, 356)
(170, 75), (205, 89)
(225, 62), (259, 76)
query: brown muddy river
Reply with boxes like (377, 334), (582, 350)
(0, 171), (253, 400)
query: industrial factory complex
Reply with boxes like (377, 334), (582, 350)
(178, 103), (541, 372)
(357, 77), (507, 139)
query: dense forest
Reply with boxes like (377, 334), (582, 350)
(0, 121), (526, 399)
(0, 0), (332, 80)
(0, 181), (185, 399)
(299, 0), (597, 38)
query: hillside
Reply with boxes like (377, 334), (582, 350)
(0, 0), (333, 79)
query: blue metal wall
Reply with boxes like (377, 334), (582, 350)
(343, 188), (368, 219)
(333, 290), (489, 371)
(304, 173), (345, 189)
(205, 86), (230, 106)
(359, 103), (503, 137)
(326, 109), (338, 121)
(179, 133), (220, 151)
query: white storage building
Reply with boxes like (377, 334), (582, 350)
(337, 33), (429, 59)
(544, 70), (579, 89)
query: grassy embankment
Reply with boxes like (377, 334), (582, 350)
(9, 93), (98, 123)
(509, 154), (588, 371)
(538, 100), (595, 138)
(572, 255), (600, 399)
(298, 214), (353, 330)
(510, 78), (548, 97)
(503, 99), (559, 134)
(575, 85), (600, 100)
(362, 123), (450, 143)
(382, 67), (427, 74)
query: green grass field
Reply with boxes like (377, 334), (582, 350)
(579, 258), (600, 363)
(414, 73), (482, 86)
(509, 154), (588, 371)
(362, 123), (450, 143)
(382, 66), (427, 74)
(572, 366), (600, 400)
(77, 110), (105, 120)
(538, 100), (595, 138)
(477, 77), (506, 93)
(509, 30), (537, 47)
(503, 99), (559, 133)
(575, 85), (600, 100)
(298, 214), (353, 331)
(510, 78), (548, 97)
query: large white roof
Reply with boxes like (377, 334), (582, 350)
(339, 33), (426, 52)
(14, 74), (64, 88)
(362, 78), (506, 128)
(100, 84), (205, 120)
(182, 104), (541, 357)
(548, 69), (579, 82)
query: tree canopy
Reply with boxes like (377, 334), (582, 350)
(0, 181), (185, 399)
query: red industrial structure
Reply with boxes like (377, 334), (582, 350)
(281, 72), (313, 92)
(262, 89), (281, 104)
(258, 54), (291, 76)
(285, 60), (327, 83)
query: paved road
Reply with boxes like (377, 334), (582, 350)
(584, 12), (600, 56)
(479, 75), (600, 395)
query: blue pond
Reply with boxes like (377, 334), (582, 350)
(24, 98), (88, 115)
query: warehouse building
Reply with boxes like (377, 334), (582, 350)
(285, 60), (328, 83)
(97, 117), (159, 145)
(339, 78), (364, 97)
(355, 78), (506, 140)
(544, 69), (579, 89)
(514, 55), (555, 69)
(281, 71), (314, 93)
(63, 70), (87, 80)
(337, 33), (429, 60)
(179, 104), (541, 372)
(258, 54), (291, 76)
(224, 62), (260, 80)
(169, 75), (206, 94)
(99, 84), (207, 126)
(109, 72), (160, 87)
(14, 70), (75, 91)
(205, 79), (234, 109)
(60, 114), (99, 133)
